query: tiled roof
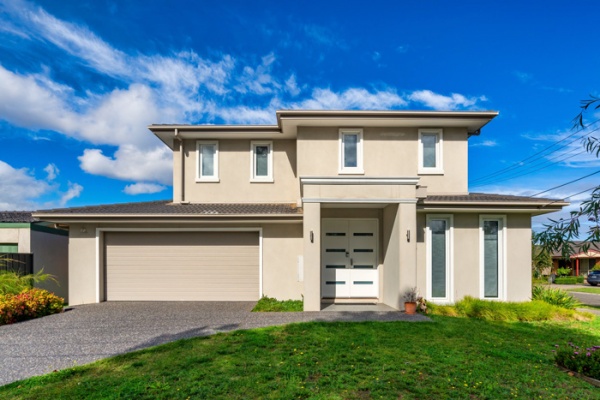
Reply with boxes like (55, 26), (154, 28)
(0, 211), (37, 223)
(421, 193), (564, 204)
(35, 200), (302, 216)
(550, 242), (600, 258)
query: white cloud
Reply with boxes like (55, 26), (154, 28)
(0, 160), (81, 210)
(78, 145), (172, 185)
(285, 74), (301, 96)
(59, 182), (83, 206)
(470, 140), (498, 148)
(296, 88), (407, 110)
(44, 163), (59, 180)
(408, 90), (487, 110)
(513, 71), (533, 83)
(123, 183), (167, 195)
(234, 53), (281, 95)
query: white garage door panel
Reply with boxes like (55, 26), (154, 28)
(105, 231), (259, 301)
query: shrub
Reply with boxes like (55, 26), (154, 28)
(0, 270), (58, 296)
(0, 289), (64, 325)
(252, 297), (303, 312)
(555, 343), (600, 380)
(554, 277), (584, 284)
(557, 267), (572, 277)
(427, 296), (589, 322)
(532, 285), (581, 309)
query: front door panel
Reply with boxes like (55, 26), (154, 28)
(322, 219), (378, 298)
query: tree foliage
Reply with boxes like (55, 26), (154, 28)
(536, 96), (600, 257)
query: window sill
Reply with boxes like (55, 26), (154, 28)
(196, 178), (220, 183)
(418, 169), (444, 175)
(250, 179), (274, 183)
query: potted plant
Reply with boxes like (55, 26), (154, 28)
(403, 287), (419, 315)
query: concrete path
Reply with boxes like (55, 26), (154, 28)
(0, 302), (427, 386)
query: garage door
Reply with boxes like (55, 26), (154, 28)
(105, 231), (259, 301)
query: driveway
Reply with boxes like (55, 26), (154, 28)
(0, 302), (427, 386)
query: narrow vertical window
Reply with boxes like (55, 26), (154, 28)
(251, 141), (273, 182)
(418, 129), (443, 173)
(480, 216), (505, 300)
(196, 141), (219, 182)
(427, 215), (453, 303)
(339, 129), (364, 173)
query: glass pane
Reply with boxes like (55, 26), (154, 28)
(484, 220), (499, 298)
(343, 134), (358, 168)
(430, 220), (446, 298)
(200, 145), (215, 177)
(422, 134), (437, 168)
(255, 145), (269, 177)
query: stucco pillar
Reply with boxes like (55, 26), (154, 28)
(398, 202), (418, 309)
(303, 202), (321, 311)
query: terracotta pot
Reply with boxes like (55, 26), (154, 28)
(404, 301), (417, 315)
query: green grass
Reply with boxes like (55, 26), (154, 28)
(567, 287), (600, 294)
(251, 296), (303, 312)
(2, 317), (600, 399)
(428, 296), (589, 321)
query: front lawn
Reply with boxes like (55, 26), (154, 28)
(568, 287), (600, 295)
(2, 317), (599, 399)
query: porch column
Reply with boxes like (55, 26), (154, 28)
(576, 258), (580, 276)
(398, 202), (418, 309)
(303, 202), (321, 311)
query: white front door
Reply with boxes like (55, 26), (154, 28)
(321, 219), (379, 298)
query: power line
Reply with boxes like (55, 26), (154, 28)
(531, 169), (600, 197)
(541, 185), (598, 208)
(470, 118), (600, 184)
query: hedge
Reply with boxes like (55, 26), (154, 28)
(554, 276), (585, 285)
(0, 289), (64, 325)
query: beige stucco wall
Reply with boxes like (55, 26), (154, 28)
(0, 228), (31, 253)
(30, 230), (69, 301)
(181, 139), (300, 203)
(297, 126), (468, 194)
(382, 204), (400, 308)
(416, 213), (533, 303)
(67, 222), (304, 306)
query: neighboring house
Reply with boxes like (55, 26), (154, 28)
(551, 241), (600, 276)
(0, 212), (69, 301)
(34, 110), (567, 310)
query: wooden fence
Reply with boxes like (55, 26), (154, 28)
(0, 253), (34, 275)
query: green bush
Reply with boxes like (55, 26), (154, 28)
(557, 267), (572, 277)
(555, 343), (600, 380)
(427, 296), (588, 322)
(252, 296), (303, 312)
(0, 288), (64, 325)
(555, 277), (574, 284)
(532, 285), (581, 309)
(0, 270), (58, 296)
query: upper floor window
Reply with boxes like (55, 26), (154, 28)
(418, 129), (443, 174)
(339, 129), (364, 174)
(251, 141), (273, 182)
(197, 141), (219, 182)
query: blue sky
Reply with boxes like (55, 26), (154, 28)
(0, 0), (599, 231)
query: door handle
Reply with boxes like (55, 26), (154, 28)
(345, 251), (349, 258)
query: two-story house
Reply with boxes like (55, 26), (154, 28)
(34, 110), (567, 310)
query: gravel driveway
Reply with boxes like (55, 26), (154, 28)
(0, 302), (427, 386)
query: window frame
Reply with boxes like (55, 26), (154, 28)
(418, 128), (444, 174)
(338, 129), (364, 174)
(426, 214), (454, 304)
(479, 215), (507, 301)
(250, 140), (274, 183)
(196, 140), (219, 182)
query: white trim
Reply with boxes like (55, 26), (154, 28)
(479, 215), (507, 301)
(303, 198), (418, 204)
(96, 227), (263, 303)
(196, 140), (219, 182)
(425, 214), (454, 304)
(250, 141), (273, 182)
(301, 177), (419, 185)
(338, 129), (364, 174)
(418, 128), (444, 174)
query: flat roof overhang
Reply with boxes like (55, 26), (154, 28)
(150, 110), (499, 149)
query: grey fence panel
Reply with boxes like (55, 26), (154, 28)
(0, 253), (34, 275)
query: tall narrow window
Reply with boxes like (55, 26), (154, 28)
(339, 129), (364, 174)
(251, 141), (273, 182)
(426, 215), (453, 303)
(196, 141), (219, 182)
(480, 216), (505, 300)
(418, 129), (443, 174)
